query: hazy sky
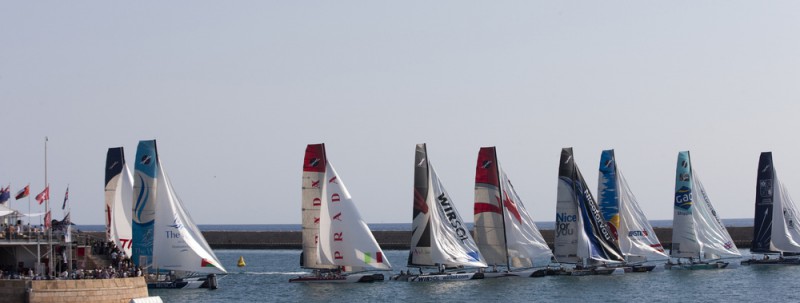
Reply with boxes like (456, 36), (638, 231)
(2, 2), (800, 226)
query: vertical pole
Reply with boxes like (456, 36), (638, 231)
(45, 136), (53, 277)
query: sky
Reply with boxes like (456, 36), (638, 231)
(1, 1), (800, 226)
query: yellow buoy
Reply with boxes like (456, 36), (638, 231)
(237, 256), (246, 267)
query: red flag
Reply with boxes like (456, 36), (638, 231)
(35, 186), (49, 205)
(15, 185), (30, 200)
(44, 211), (52, 229)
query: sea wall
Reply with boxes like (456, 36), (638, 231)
(0, 277), (148, 303)
(202, 227), (754, 250)
(86, 228), (754, 250)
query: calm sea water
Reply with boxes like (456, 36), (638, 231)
(76, 218), (754, 233)
(150, 248), (798, 302)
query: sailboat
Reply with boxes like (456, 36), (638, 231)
(131, 140), (227, 289)
(473, 146), (556, 278)
(104, 147), (133, 257)
(742, 152), (800, 265)
(290, 144), (392, 283)
(554, 148), (627, 275)
(667, 151), (741, 270)
(597, 149), (668, 272)
(392, 143), (487, 282)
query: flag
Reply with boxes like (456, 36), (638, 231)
(62, 186), (69, 210)
(44, 211), (52, 229)
(65, 224), (72, 243)
(15, 185), (29, 200)
(35, 186), (49, 205)
(0, 185), (10, 204)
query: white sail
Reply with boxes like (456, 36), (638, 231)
(317, 161), (392, 271)
(498, 166), (554, 267)
(152, 164), (226, 275)
(691, 170), (740, 259)
(616, 171), (667, 262)
(110, 164), (134, 257)
(428, 165), (487, 268)
(554, 176), (581, 263)
(300, 144), (337, 270)
(770, 177), (800, 252)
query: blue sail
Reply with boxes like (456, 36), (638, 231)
(597, 150), (619, 240)
(132, 140), (158, 268)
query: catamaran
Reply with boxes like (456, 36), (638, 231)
(554, 148), (627, 275)
(742, 152), (800, 265)
(392, 144), (487, 282)
(667, 151), (741, 270)
(473, 146), (556, 278)
(131, 140), (227, 288)
(290, 144), (391, 283)
(105, 147), (133, 257)
(597, 149), (667, 272)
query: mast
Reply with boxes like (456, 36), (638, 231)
(496, 151), (510, 270)
(45, 136), (53, 276)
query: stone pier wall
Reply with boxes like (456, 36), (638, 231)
(0, 277), (149, 303)
(86, 227), (755, 250)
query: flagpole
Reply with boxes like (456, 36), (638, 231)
(45, 136), (53, 277)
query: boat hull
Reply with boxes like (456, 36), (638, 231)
(629, 265), (657, 272)
(391, 272), (484, 282)
(741, 258), (800, 265)
(481, 268), (549, 278)
(289, 273), (384, 283)
(147, 275), (218, 289)
(665, 261), (728, 270)
(561, 267), (627, 276)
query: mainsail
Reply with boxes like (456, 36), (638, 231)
(105, 147), (133, 257)
(409, 144), (486, 268)
(317, 160), (392, 271)
(597, 150), (666, 263)
(152, 163), (226, 274)
(474, 147), (552, 269)
(300, 144), (337, 270)
(751, 152), (800, 253)
(132, 140), (158, 269)
(671, 151), (740, 260)
(554, 147), (624, 265)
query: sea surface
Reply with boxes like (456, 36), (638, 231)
(75, 218), (754, 233)
(150, 248), (798, 302)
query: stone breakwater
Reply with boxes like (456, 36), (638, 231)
(89, 227), (754, 250)
(204, 227), (754, 249)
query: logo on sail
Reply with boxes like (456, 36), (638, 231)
(674, 186), (692, 211)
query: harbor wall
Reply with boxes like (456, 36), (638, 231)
(0, 277), (148, 303)
(86, 227), (754, 250)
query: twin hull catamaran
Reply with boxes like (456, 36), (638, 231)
(597, 150), (668, 272)
(392, 144), (487, 282)
(743, 152), (800, 265)
(668, 151), (741, 270)
(131, 140), (227, 289)
(554, 148), (627, 275)
(473, 147), (555, 278)
(290, 144), (391, 283)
